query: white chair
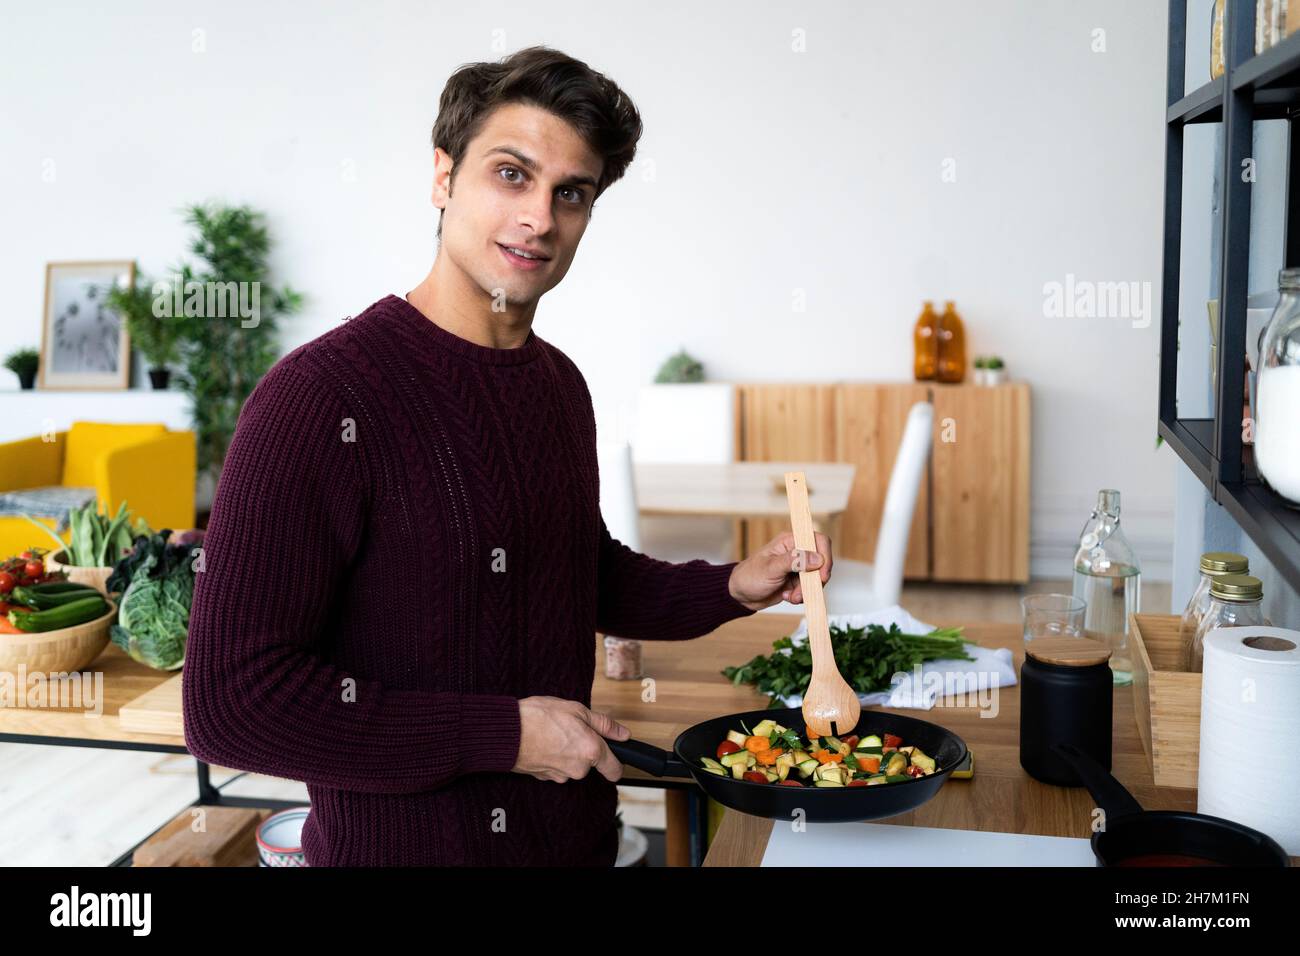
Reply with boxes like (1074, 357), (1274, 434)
(631, 383), (735, 564)
(596, 440), (641, 549)
(760, 401), (934, 616)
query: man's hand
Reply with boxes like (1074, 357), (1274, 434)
(727, 530), (833, 612)
(512, 696), (631, 783)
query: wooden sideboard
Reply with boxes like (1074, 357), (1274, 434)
(732, 382), (1030, 583)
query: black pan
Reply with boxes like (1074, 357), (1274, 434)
(1052, 743), (1288, 867)
(608, 706), (967, 823)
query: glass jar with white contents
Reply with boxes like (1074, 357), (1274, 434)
(1255, 268), (1300, 507)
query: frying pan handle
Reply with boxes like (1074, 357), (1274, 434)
(1051, 743), (1144, 819)
(607, 738), (694, 779)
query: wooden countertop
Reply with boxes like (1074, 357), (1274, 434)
(696, 617), (1236, 866)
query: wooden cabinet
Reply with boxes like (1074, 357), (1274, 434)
(734, 381), (1030, 583)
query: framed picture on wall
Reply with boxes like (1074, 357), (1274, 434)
(39, 260), (134, 390)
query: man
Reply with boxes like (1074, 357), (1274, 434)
(182, 45), (832, 866)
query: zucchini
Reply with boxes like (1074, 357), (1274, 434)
(796, 758), (819, 779)
(22, 581), (92, 594)
(725, 729), (749, 748)
(883, 751), (909, 776)
(7, 596), (108, 633)
(884, 774), (911, 783)
(909, 749), (936, 774)
(700, 757), (725, 772)
(719, 750), (750, 768)
(751, 719), (777, 739)
(814, 778), (846, 788)
(10, 585), (102, 610)
(860, 734), (882, 748)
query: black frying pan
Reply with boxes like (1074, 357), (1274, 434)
(608, 706), (967, 823)
(1052, 743), (1288, 867)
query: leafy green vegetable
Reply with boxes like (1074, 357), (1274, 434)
(722, 623), (976, 709)
(22, 500), (149, 567)
(107, 530), (199, 671)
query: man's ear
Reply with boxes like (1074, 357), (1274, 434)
(432, 146), (453, 211)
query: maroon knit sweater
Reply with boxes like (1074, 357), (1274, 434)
(182, 293), (755, 866)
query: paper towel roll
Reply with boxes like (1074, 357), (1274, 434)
(1197, 625), (1300, 855)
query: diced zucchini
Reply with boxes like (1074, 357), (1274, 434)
(824, 735), (842, 752)
(751, 719), (777, 739)
(792, 750), (811, 764)
(814, 778), (846, 788)
(883, 751), (909, 776)
(719, 750), (750, 768)
(885, 774), (910, 783)
(700, 757), (725, 772)
(864, 774), (889, 786)
(860, 734), (882, 748)
(726, 730), (749, 748)
(701, 766), (726, 777)
(855, 746), (883, 757)
(777, 762), (791, 781)
(775, 752), (796, 769)
(763, 768), (779, 783)
(909, 749), (936, 774)
(898, 745), (915, 755)
(796, 758), (819, 779)
(731, 761), (747, 780)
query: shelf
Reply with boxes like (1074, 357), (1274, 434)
(1232, 27), (1300, 93)
(1158, 418), (1215, 488)
(1168, 77), (1223, 125)
(1216, 478), (1300, 594)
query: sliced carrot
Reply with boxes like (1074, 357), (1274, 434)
(813, 749), (844, 764)
(858, 756), (881, 774)
(744, 736), (770, 753)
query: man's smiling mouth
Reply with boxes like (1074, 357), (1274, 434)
(497, 243), (551, 269)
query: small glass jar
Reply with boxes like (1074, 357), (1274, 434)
(1189, 574), (1270, 673)
(603, 636), (643, 680)
(1255, 268), (1300, 507)
(1180, 551), (1249, 671)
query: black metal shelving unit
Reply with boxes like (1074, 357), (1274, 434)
(1160, 0), (1300, 593)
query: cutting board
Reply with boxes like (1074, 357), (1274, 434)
(119, 673), (184, 736)
(133, 805), (270, 867)
(761, 820), (1096, 866)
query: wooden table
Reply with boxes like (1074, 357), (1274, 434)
(700, 618), (1300, 867)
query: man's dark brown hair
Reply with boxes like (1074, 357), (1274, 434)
(431, 45), (643, 239)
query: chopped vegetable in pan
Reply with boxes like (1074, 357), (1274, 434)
(700, 718), (939, 787)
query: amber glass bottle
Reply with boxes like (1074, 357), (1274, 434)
(913, 301), (938, 381)
(936, 300), (966, 384)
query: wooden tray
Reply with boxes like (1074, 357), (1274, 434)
(1130, 613), (1201, 789)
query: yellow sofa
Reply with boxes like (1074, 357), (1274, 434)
(0, 422), (196, 560)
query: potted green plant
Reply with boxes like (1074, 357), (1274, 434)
(4, 347), (39, 389)
(103, 270), (181, 389)
(985, 355), (1007, 386)
(653, 348), (704, 383)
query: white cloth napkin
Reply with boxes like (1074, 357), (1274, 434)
(773, 606), (1017, 711)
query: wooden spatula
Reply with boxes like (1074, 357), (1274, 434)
(784, 471), (860, 740)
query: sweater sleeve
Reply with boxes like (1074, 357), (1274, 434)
(595, 516), (756, 641)
(182, 353), (521, 794)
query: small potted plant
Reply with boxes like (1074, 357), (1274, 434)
(4, 347), (39, 389)
(104, 270), (181, 389)
(972, 355), (989, 386)
(985, 355), (1007, 385)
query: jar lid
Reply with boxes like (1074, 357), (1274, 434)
(1025, 636), (1112, 667)
(1200, 551), (1249, 574)
(1209, 573), (1263, 602)
(1280, 267), (1300, 290)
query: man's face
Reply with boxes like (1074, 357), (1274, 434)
(433, 101), (604, 309)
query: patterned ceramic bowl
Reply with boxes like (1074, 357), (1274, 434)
(256, 807), (310, 867)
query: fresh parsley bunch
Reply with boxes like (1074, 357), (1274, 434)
(722, 623), (975, 708)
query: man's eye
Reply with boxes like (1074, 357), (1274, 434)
(558, 187), (583, 204)
(498, 166), (523, 184)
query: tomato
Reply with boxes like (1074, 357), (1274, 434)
(779, 779), (804, 787)
(23, 560), (43, 579)
(716, 740), (741, 758)
(845, 735), (859, 750)
(741, 771), (768, 784)
(883, 733), (903, 749)
(848, 780), (870, 787)
(18, 551), (32, 560)
(0, 571), (15, 594)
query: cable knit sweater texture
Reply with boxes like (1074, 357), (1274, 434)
(181, 293), (755, 866)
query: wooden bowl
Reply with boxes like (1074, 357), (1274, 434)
(0, 599), (117, 675)
(44, 550), (116, 596)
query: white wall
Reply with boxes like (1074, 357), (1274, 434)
(0, 0), (1177, 577)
